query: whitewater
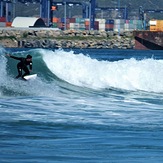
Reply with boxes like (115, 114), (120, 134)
(0, 47), (163, 163)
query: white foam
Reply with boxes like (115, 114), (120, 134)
(42, 49), (163, 93)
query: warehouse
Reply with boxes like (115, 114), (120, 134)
(12, 17), (46, 28)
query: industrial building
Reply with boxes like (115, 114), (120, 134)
(0, 0), (162, 32)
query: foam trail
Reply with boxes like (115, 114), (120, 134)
(42, 49), (163, 92)
(1, 47), (163, 96)
(0, 48), (8, 83)
(2, 48), (68, 97)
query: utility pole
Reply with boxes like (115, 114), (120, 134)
(64, 1), (66, 30)
(90, 0), (96, 30)
(118, 0), (120, 35)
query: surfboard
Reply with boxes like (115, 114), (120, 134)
(24, 74), (37, 80)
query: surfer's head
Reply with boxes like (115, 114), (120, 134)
(26, 54), (32, 61)
(26, 54), (32, 59)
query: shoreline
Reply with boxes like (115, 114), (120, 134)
(0, 28), (135, 49)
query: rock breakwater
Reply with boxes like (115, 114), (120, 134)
(0, 28), (135, 49)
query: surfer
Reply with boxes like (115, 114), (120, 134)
(6, 54), (32, 79)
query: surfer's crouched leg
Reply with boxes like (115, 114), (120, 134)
(22, 66), (30, 78)
(15, 75), (21, 79)
(21, 77), (27, 81)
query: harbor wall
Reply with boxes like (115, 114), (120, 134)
(0, 28), (134, 49)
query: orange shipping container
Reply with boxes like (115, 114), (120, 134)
(105, 24), (114, 29)
(150, 20), (163, 31)
(157, 27), (163, 31)
(156, 20), (163, 26)
(6, 22), (12, 27)
(150, 26), (157, 31)
(52, 17), (58, 23)
(85, 21), (90, 26)
(156, 20), (163, 31)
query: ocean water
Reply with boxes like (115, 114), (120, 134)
(0, 47), (163, 163)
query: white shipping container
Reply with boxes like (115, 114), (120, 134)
(124, 23), (129, 29)
(99, 28), (105, 31)
(114, 19), (125, 25)
(149, 20), (157, 26)
(99, 23), (105, 29)
(0, 22), (6, 27)
(114, 22), (124, 32)
(99, 23), (105, 31)
(124, 23), (135, 31)
(79, 23), (85, 28)
(70, 23), (80, 28)
(85, 18), (90, 22)
(114, 24), (124, 29)
(95, 18), (106, 24)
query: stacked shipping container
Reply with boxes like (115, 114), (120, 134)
(105, 19), (114, 31)
(51, 17), (143, 31)
(0, 17), (12, 27)
(0, 16), (144, 31)
(0, 17), (6, 27)
(149, 20), (163, 31)
(124, 20), (142, 31)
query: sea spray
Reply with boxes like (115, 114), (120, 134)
(42, 49), (163, 92)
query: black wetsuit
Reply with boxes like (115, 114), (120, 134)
(10, 56), (32, 78)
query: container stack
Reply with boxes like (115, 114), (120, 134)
(51, 17), (145, 31)
(95, 19), (105, 31)
(124, 20), (143, 31)
(105, 19), (114, 31)
(85, 19), (90, 30)
(0, 17), (6, 27)
(136, 20), (143, 30)
(70, 18), (85, 30)
(149, 20), (163, 31)
(52, 17), (58, 28)
(114, 19), (125, 32)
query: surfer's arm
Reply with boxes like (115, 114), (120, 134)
(7, 54), (22, 61)
(10, 55), (22, 61)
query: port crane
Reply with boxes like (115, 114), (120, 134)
(95, 6), (128, 20)
(46, 0), (96, 30)
(0, 0), (96, 29)
(0, 0), (127, 30)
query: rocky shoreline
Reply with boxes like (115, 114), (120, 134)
(0, 28), (135, 49)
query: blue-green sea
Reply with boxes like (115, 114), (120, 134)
(1, 47), (163, 163)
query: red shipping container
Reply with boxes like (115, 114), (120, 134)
(66, 23), (70, 29)
(105, 24), (114, 29)
(0, 17), (6, 22)
(57, 22), (64, 28)
(69, 18), (76, 23)
(85, 25), (89, 30)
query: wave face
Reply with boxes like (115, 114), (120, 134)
(1, 48), (163, 97)
(42, 49), (163, 92)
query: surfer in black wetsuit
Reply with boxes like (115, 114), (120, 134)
(7, 54), (32, 79)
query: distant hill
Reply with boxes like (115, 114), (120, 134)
(14, 0), (163, 21)
(15, 2), (40, 18)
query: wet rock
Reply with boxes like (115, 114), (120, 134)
(0, 29), (134, 49)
